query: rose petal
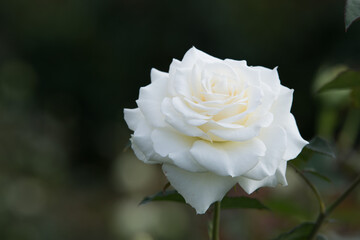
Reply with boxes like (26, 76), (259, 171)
(190, 138), (266, 177)
(124, 108), (161, 163)
(124, 108), (142, 131)
(150, 68), (168, 83)
(162, 164), (236, 214)
(207, 113), (273, 141)
(213, 101), (248, 122)
(190, 63), (203, 99)
(272, 86), (294, 114)
(237, 161), (288, 194)
(218, 85), (263, 123)
(131, 125), (165, 164)
(207, 126), (259, 142)
(281, 113), (308, 160)
(272, 87), (308, 160)
(224, 59), (260, 87)
(202, 62), (239, 84)
(243, 125), (287, 180)
(253, 66), (281, 95)
(151, 128), (205, 172)
(184, 97), (221, 116)
(172, 97), (210, 125)
(130, 136), (161, 164)
(181, 47), (220, 68)
(136, 74), (168, 128)
(161, 98), (210, 139)
(173, 68), (192, 98)
(245, 83), (276, 124)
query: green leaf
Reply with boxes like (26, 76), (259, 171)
(303, 168), (332, 183)
(221, 196), (268, 210)
(291, 148), (313, 165)
(345, 0), (360, 31)
(273, 222), (315, 240)
(318, 70), (360, 93)
(266, 199), (310, 218)
(306, 137), (336, 158)
(139, 190), (185, 205)
(140, 190), (268, 210)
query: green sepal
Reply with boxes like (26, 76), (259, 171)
(140, 190), (268, 210)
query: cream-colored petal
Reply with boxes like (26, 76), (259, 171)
(162, 164), (236, 214)
(208, 113), (273, 141)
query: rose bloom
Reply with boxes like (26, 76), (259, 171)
(124, 47), (308, 214)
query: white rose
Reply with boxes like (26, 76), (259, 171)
(124, 47), (308, 214)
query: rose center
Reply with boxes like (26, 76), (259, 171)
(200, 74), (240, 100)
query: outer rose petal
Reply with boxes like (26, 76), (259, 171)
(124, 108), (165, 164)
(281, 114), (309, 160)
(190, 138), (266, 177)
(136, 70), (168, 128)
(124, 108), (142, 131)
(151, 128), (205, 172)
(150, 68), (168, 83)
(181, 47), (221, 68)
(224, 59), (261, 87)
(237, 161), (288, 194)
(253, 66), (281, 95)
(131, 133), (164, 164)
(243, 125), (287, 180)
(162, 164), (237, 214)
(272, 87), (308, 160)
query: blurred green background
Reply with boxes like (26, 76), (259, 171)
(0, 0), (359, 239)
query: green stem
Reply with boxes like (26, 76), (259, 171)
(308, 174), (360, 240)
(326, 174), (360, 215)
(212, 201), (221, 240)
(289, 163), (326, 214)
(308, 213), (326, 240)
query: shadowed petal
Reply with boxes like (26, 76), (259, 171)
(237, 161), (288, 194)
(243, 125), (287, 180)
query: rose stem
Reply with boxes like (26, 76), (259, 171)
(212, 201), (221, 240)
(308, 174), (360, 240)
(289, 163), (326, 214)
